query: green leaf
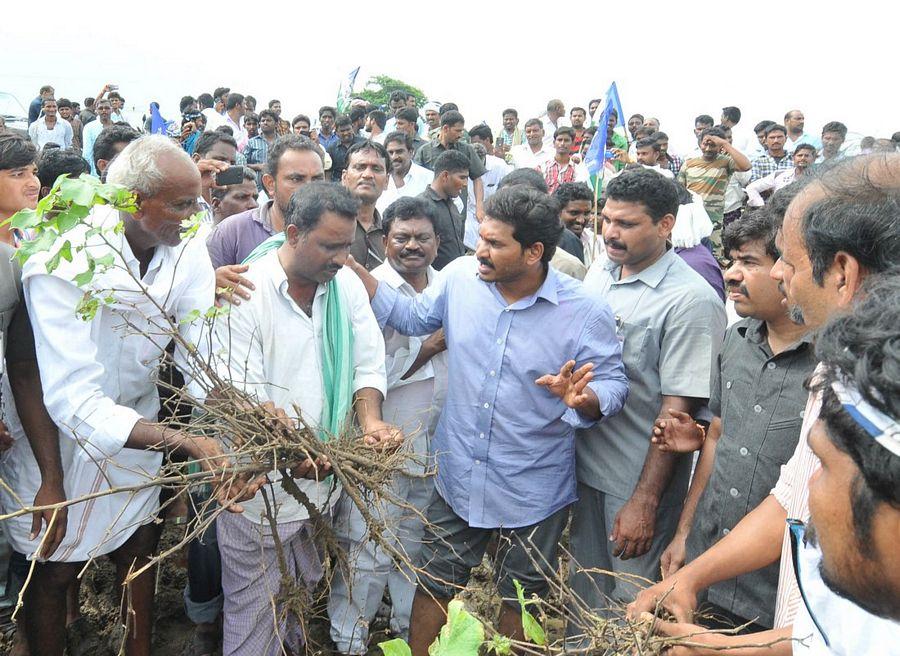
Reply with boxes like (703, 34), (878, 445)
(18, 230), (58, 259)
(513, 579), (546, 646)
(429, 599), (484, 656)
(94, 252), (115, 270)
(180, 309), (202, 325)
(379, 638), (413, 656)
(58, 176), (98, 207)
(75, 293), (100, 321)
(73, 254), (97, 287)
(486, 634), (513, 655)
(7, 208), (40, 230)
(55, 203), (92, 233)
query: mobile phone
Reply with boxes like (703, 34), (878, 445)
(109, 84), (119, 91)
(215, 165), (244, 186)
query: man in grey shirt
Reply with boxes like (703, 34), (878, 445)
(655, 210), (815, 630)
(571, 169), (726, 621)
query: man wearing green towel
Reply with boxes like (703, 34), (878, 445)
(210, 181), (398, 656)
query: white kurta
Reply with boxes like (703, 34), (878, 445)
(0, 205), (215, 562)
(210, 251), (386, 526)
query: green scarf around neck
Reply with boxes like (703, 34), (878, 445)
(243, 233), (354, 441)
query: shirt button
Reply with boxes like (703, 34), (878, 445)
(479, 433), (485, 439)
(730, 488), (739, 497)
(483, 403), (490, 409)
(753, 404), (762, 413)
(725, 381), (733, 389)
(496, 338), (503, 345)
(767, 362), (777, 370)
(474, 459), (480, 465)
(490, 370), (496, 376)
(740, 447), (749, 456)
(723, 528), (730, 536)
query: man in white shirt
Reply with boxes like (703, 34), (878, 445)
(510, 118), (554, 170)
(211, 181), (396, 656)
(222, 92), (249, 152)
(745, 144), (816, 207)
(377, 132), (433, 214)
(27, 98), (72, 150)
(466, 126), (512, 249)
(2, 135), (224, 656)
(329, 196), (448, 655)
(540, 99), (569, 147)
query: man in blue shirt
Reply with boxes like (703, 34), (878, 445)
(346, 184), (628, 654)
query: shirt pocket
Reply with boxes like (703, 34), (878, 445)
(757, 417), (804, 467)
(620, 321), (650, 375)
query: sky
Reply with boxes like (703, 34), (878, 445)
(3, 0), (898, 154)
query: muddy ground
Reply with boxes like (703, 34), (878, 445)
(0, 522), (513, 656)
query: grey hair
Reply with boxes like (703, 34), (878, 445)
(107, 134), (195, 197)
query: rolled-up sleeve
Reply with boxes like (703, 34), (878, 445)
(24, 274), (141, 460)
(562, 301), (628, 428)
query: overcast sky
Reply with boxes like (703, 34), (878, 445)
(4, 0), (898, 153)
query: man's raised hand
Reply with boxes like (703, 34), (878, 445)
(535, 360), (594, 409)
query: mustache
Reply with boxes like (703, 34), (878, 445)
(604, 238), (626, 251)
(400, 249), (424, 257)
(477, 258), (494, 268)
(726, 282), (750, 297)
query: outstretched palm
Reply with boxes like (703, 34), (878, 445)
(535, 360), (595, 408)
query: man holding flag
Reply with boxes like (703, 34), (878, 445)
(583, 82), (628, 194)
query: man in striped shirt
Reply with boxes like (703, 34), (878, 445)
(628, 153), (900, 653)
(676, 127), (751, 254)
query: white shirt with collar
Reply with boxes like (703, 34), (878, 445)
(0, 205), (215, 562)
(510, 143), (555, 170)
(211, 251), (386, 524)
(223, 114), (248, 151)
(465, 154), (511, 249)
(371, 262), (447, 465)
(541, 115), (570, 146)
(376, 161), (434, 214)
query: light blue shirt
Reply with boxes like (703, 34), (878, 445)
(372, 256), (628, 528)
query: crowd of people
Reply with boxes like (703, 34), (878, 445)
(0, 81), (897, 656)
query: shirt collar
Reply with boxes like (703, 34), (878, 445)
(265, 250), (327, 307)
(606, 245), (676, 288)
(379, 262), (435, 292)
(483, 264), (560, 309)
(253, 199), (276, 231)
(738, 317), (814, 349)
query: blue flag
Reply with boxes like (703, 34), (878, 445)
(149, 102), (168, 135)
(584, 82), (624, 176)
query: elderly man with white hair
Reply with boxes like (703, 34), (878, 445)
(0, 135), (224, 656)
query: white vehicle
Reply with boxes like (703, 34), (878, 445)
(0, 92), (29, 136)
